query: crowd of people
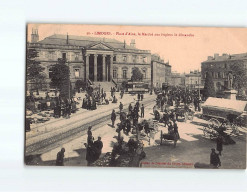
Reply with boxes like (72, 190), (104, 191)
(110, 96), (145, 137)
(155, 87), (202, 112)
(51, 86), (230, 168)
(53, 96), (77, 119)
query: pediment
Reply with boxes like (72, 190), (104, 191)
(88, 42), (113, 50)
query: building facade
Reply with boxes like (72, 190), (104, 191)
(201, 53), (247, 92)
(151, 54), (171, 88)
(27, 31), (152, 90)
(170, 72), (185, 87)
(185, 70), (202, 90)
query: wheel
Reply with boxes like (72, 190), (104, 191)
(209, 118), (220, 129)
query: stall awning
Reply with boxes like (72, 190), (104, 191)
(202, 97), (247, 113)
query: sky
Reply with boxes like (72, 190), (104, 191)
(27, 24), (247, 74)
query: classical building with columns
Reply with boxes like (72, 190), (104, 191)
(27, 32), (152, 90)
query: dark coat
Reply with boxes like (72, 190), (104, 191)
(210, 152), (221, 167)
(94, 140), (103, 159)
(56, 151), (64, 166)
(216, 136), (223, 152)
(111, 112), (116, 121)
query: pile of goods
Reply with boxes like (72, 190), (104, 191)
(91, 152), (112, 167)
(92, 138), (146, 167)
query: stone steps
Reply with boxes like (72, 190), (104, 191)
(93, 81), (116, 92)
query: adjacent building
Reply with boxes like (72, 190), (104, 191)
(185, 70), (202, 90)
(151, 54), (171, 88)
(170, 72), (185, 87)
(201, 53), (247, 93)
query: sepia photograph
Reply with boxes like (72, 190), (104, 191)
(25, 24), (247, 169)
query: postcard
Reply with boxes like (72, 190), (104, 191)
(25, 24), (247, 169)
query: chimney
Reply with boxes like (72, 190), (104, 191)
(31, 28), (39, 43)
(207, 56), (213, 60)
(214, 53), (219, 59)
(66, 33), (69, 45)
(222, 53), (228, 59)
(130, 39), (136, 47)
(123, 40), (126, 49)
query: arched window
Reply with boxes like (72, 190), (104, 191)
(123, 69), (127, 79)
(113, 69), (117, 79)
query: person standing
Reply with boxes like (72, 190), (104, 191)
(210, 148), (221, 168)
(137, 93), (140, 101)
(216, 135), (223, 156)
(173, 121), (180, 139)
(111, 109), (116, 127)
(128, 103), (132, 112)
(25, 118), (31, 132)
(163, 111), (169, 127)
(56, 148), (65, 166)
(93, 136), (103, 161)
(141, 104), (145, 118)
(119, 102), (123, 113)
(141, 94), (144, 101)
(125, 117), (131, 135)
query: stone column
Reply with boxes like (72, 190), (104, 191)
(94, 54), (98, 81)
(109, 55), (113, 81)
(85, 54), (89, 81)
(102, 54), (106, 81)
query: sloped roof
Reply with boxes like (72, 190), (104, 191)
(37, 34), (140, 50)
(202, 97), (247, 113)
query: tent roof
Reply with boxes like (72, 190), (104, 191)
(202, 97), (247, 113)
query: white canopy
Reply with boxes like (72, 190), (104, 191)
(202, 97), (247, 113)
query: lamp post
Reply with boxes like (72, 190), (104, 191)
(198, 73), (200, 99)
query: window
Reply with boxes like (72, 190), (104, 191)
(142, 56), (147, 63)
(113, 69), (117, 79)
(62, 53), (66, 60)
(123, 70), (127, 79)
(222, 72), (226, 78)
(142, 69), (146, 79)
(48, 52), (55, 60)
(214, 72), (218, 78)
(75, 53), (79, 61)
(48, 68), (52, 79)
(113, 56), (116, 62)
(74, 69), (80, 78)
(218, 72), (221, 78)
(133, 55), (137, 63)
(123, 55), (127, 62)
